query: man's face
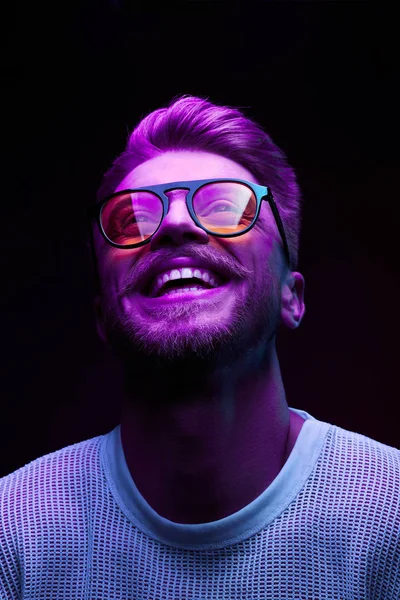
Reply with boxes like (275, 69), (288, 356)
(93, 150), (287, 366)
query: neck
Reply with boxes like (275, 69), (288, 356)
(119, 342), (297, 524)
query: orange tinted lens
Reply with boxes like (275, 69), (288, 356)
(101, 191), (163, 245)
(193, 182), (256, 234)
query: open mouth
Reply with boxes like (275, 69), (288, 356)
(138, 283), (232, 304)
(141, 274), (229, 298)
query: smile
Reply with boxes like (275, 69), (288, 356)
(136, 281), (232, 305)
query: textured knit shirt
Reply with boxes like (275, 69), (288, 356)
(1, 407), (399, 600)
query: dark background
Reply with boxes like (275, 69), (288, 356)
(1, 1), (399, 476)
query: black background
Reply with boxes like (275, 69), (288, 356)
(1, 1), (399, 476)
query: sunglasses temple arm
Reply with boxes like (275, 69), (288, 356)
(267, 191), (292, 269)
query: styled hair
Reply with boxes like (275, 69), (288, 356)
(93, 94), (303, 281)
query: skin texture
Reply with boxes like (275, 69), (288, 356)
(93, 150), (306, 524)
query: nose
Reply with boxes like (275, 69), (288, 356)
(148, 189), (209, 249)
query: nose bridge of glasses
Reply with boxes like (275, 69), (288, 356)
(164, 187), (190, 202)
(162, 187), (193, 220)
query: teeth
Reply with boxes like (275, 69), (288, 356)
(181, 267), (193, 279)
(169, 269), (183, 282)
(161, 286), (209, 297)
(153, 267), (221, 297)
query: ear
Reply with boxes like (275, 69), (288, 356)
(94, 295), (108, 344)
(280, 271), (306, 329)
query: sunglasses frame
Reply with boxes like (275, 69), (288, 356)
(88, 178), (291, 267)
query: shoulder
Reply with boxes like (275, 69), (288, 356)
(0, 433), (105, 531)
(328, 423), (400, 471)
(323, 423), (400, 522)
(1, 432), (104, 485)
(0, 433), (105, 599)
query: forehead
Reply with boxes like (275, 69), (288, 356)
(115, 150), (260, 191)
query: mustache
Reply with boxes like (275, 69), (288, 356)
(116, 245), (254, 300)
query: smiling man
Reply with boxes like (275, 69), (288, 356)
(93, 147), (306, 525)
(1, 95), (399, 599)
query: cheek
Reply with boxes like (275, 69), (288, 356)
(98, 249), (131, 296)
(223, 231), (274, 289)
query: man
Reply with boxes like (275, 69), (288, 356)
(1, 95), (399, 599)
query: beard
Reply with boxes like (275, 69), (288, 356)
(98, 263), (282, 386)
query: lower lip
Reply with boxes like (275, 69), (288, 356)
(137, 283), (232, 305)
